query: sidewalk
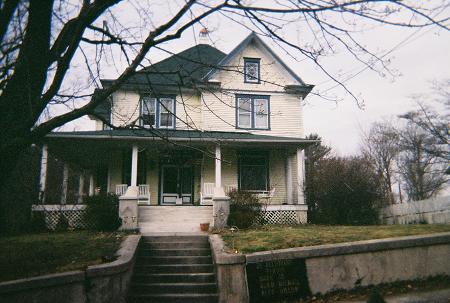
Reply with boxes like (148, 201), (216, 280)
(341, 288), (450, 303)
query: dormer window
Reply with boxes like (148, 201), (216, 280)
(244, 58), (260, 83)
(141, 96), (175, 129)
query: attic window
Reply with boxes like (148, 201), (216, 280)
(244, 58), (260, 83)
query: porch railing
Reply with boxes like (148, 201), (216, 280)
(115, 184), (150, 205)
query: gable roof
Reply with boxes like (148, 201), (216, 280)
(101, 44), (226, 89)
(204, 32), (307, 86)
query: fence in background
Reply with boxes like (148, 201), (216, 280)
(381, 196), (450, 224)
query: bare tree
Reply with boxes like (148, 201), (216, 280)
(398, 123), (448, 201)
(399, 79), (450, 162)
(362, 121), (399, 204)
(1, 0), (449, 195)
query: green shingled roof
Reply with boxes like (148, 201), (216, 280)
(46, 129), (317, 145)
(101, 44), (226, 88)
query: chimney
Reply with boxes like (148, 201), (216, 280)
(199, 27), (210, 44)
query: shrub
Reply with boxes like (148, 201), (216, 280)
(84, 193), (121, 231)
(30, 212), (48, 233)
(306, 156), (382, 225)
(227, 190), (262, 229)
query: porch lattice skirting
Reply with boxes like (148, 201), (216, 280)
(258, 205), (308, 225)
(31, 205), (94, 230)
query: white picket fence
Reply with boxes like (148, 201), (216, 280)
(381, 196), (450, 224)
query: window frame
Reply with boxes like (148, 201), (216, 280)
(244, 57), (261, 84)
(140, 95), (176, 129)
(236, 94), (270, 130)
(238, 153), (270, 192)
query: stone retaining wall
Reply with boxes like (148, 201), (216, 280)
(210, 232), (450, 303)
(0, 235), (141, 303)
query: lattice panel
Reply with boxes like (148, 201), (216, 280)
(35, 209), (94, 230)
(258, 210), (299, 225)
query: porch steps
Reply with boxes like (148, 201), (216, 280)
(127, 235), (218, 303)
(138, 206), (213, 233)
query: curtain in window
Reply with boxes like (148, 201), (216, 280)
(141, 97), (156, 127)
(159, 98), (174, 127)
(238, 97), (252, 128)
(254, 98), (268, 129)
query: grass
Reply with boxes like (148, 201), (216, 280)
(0, 231), (125, 282)
(220, 224), (450, 253)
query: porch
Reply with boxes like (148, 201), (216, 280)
(38, 129), (315, 229)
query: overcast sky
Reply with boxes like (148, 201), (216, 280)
(66, 1), (450, 156)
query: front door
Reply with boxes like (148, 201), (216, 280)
(161, 165), (193, 205)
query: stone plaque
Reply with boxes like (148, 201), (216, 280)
(246, 258), (310, 302)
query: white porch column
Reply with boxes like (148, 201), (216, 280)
(78, 172), (85, 203)
(131, 145), (139, 187)
(286, 154), (293, 204)
(296, 148), (305, 204)
(61, 163), (69, 205)
(39, 144), (48, 203)
(212, 144), (229, 230)
(214, 144), (226, 197)
(120, 145), (139, 230)
(88, 173), (94, 196)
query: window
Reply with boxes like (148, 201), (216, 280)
(140, 96), (175, 129)
(244, 58), (260, 83)
(239, 154), (268, 191)
(236, 95), (270, 129)
(159, 98), (175, 128)
(141, 97), (156, 127)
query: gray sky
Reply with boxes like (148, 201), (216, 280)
(66, 1), (450, 156)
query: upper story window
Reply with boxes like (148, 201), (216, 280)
(141, 96), (175, 129)
(244, 58), (260, 83)
(236, 95), (270, 130)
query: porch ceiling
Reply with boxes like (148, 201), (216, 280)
(45, 129), (318, 146)
(44, 129), (318, 167)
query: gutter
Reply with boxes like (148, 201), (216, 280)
(45, 133), (320, 144)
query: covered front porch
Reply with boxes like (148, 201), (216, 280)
(39, 129), (315, 229)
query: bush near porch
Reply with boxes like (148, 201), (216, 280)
(0, 231), (124, 282)
(220, 224), (450, 253)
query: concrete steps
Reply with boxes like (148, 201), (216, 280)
(127, 235), (218, 303)
(138, 206), (213, 233)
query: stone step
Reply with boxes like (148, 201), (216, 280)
(134, 264), (214, 274)
(140, 241), (210, 249)
(136, 255), (212, 265)
(132, 273), (216, 284)
(128, 293), (218, 303)
(139, 248), (211, 256)
(141, 236), (208, 242)
(130, 282), (217, 294)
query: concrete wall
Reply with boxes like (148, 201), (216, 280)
(382, 196), (450, 224)
(209, 235), (249, 303)
(0, 235), (140, 303)
(210, 232), (450, 302)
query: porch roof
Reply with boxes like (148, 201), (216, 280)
(46, 129), (318, 145)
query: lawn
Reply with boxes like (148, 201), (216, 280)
(0, 231), (124, 282)
(221, 224), (450, 253)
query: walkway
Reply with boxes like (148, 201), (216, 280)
(138, 206), (213, 233)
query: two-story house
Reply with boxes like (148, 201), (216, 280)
(41, 32), (315, 231)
